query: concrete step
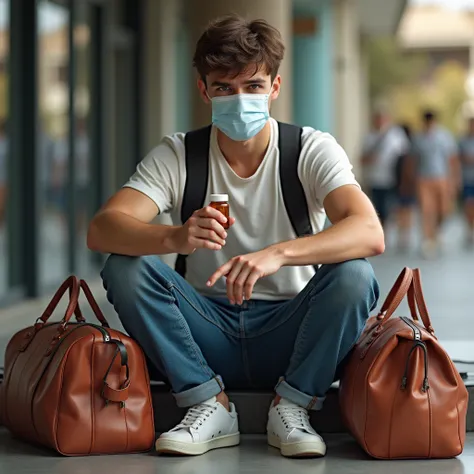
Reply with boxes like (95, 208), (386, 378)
(151, 384), (345, 435)
(0, 376), (472, 434)
(151, 380), (474, 435)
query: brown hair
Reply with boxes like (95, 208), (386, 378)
(193, 14), (285, 82)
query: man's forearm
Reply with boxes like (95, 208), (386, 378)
(273, 215), (384, 266)
(87, 210), (180, 256)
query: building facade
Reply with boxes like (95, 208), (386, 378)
(0, 0), (406, 307)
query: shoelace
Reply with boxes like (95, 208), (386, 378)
(277, 405), (312, 432)
(174, 403), (217, 431)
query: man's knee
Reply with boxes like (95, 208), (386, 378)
(318, 259), (379, 309)
(101, 254), (168, 302)
(102, 254), (141, 288)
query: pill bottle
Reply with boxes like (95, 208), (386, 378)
(209, 194), (229, 229)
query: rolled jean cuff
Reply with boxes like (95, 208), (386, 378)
(173, 376), (225, 408)
(275, 378), (325, 411)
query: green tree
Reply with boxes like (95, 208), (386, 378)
(366, 37), (427, 103)
(367, 37), (468, 134)
(390, 61), (467, 133)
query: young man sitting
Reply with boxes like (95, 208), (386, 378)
(88, 14), (383, 458)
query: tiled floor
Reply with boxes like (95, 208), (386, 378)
(0, 430), (472, 474)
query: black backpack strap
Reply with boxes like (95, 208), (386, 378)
(278, 122), (313, 238)
(175, 125), (212, 277)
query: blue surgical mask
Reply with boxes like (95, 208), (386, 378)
(209, 93), (270, 141)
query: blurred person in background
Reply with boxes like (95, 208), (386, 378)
(394, 124), (417, 252)
(50, 137), (67, 217)
(75, 117), (90, 233)
(361, 110), (410, 230)
(412, 110), (460, 259)
(458, 116), (474, 247)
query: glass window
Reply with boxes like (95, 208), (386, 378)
(38, 1), (69, 288)
(74, 2), (95, 276)
(0, 0), (8, 298)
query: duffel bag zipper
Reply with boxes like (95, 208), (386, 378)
(86, 323), (110, 342)
(35, 321), (110, 343)
(400, 318), (429, 392)
(40, 321), (110, 342)
(71, 322), (110, 342)
(400, 316), (421, 341)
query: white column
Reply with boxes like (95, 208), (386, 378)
(187, 0), (293, 128)
(359, 39), (370, 153)
(142, 0), (179, 152)
(141, 0), (180, 267)
(333, 0), (364, 177)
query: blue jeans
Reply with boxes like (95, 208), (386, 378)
(101, 255), (379, 411)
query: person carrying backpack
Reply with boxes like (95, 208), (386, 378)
(361, 110), (410, 229)
(88, 14), (383, 458)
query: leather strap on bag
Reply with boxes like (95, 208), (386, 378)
(36, 276), (82, 328)
(408, 268), (435, 336)
(101, 339), (130, 408)
(78, 279), (110, 328)
(24, 276), (82, 352)
(360, 267), (415, 358)
(36, 277), (111, 356)
(68, 285), (85, 322)
(55, 279), (110, 328)
(376, 267), (414, 324)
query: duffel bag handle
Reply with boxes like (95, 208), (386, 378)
(376, 267), (415, 324)
(407, 268), (436, 337)
(54, 279), (110, 330)
(77, 279), (110, 328)
(41, 279), (111, 356)
(42, 279), (110, 351)
(36, 275), (84, 328)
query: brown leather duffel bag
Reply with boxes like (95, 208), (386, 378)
(339, 267), (468, 459)
(0, 276), (155, 456)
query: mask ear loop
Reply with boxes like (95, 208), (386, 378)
(270, 76), (281, 99)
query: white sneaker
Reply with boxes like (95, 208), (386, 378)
(156, 397), (240, 455)
(267, 398), (327, 458)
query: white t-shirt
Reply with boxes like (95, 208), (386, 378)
(124, 118), (359, 301)
(413, 126), (457, 179)
(363, 126), (409, 188)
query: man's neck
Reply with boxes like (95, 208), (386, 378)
(217, 121), (271, 179)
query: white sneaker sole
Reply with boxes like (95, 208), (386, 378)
(268, 433), (327, 458)
(156, 432), (240, 456)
